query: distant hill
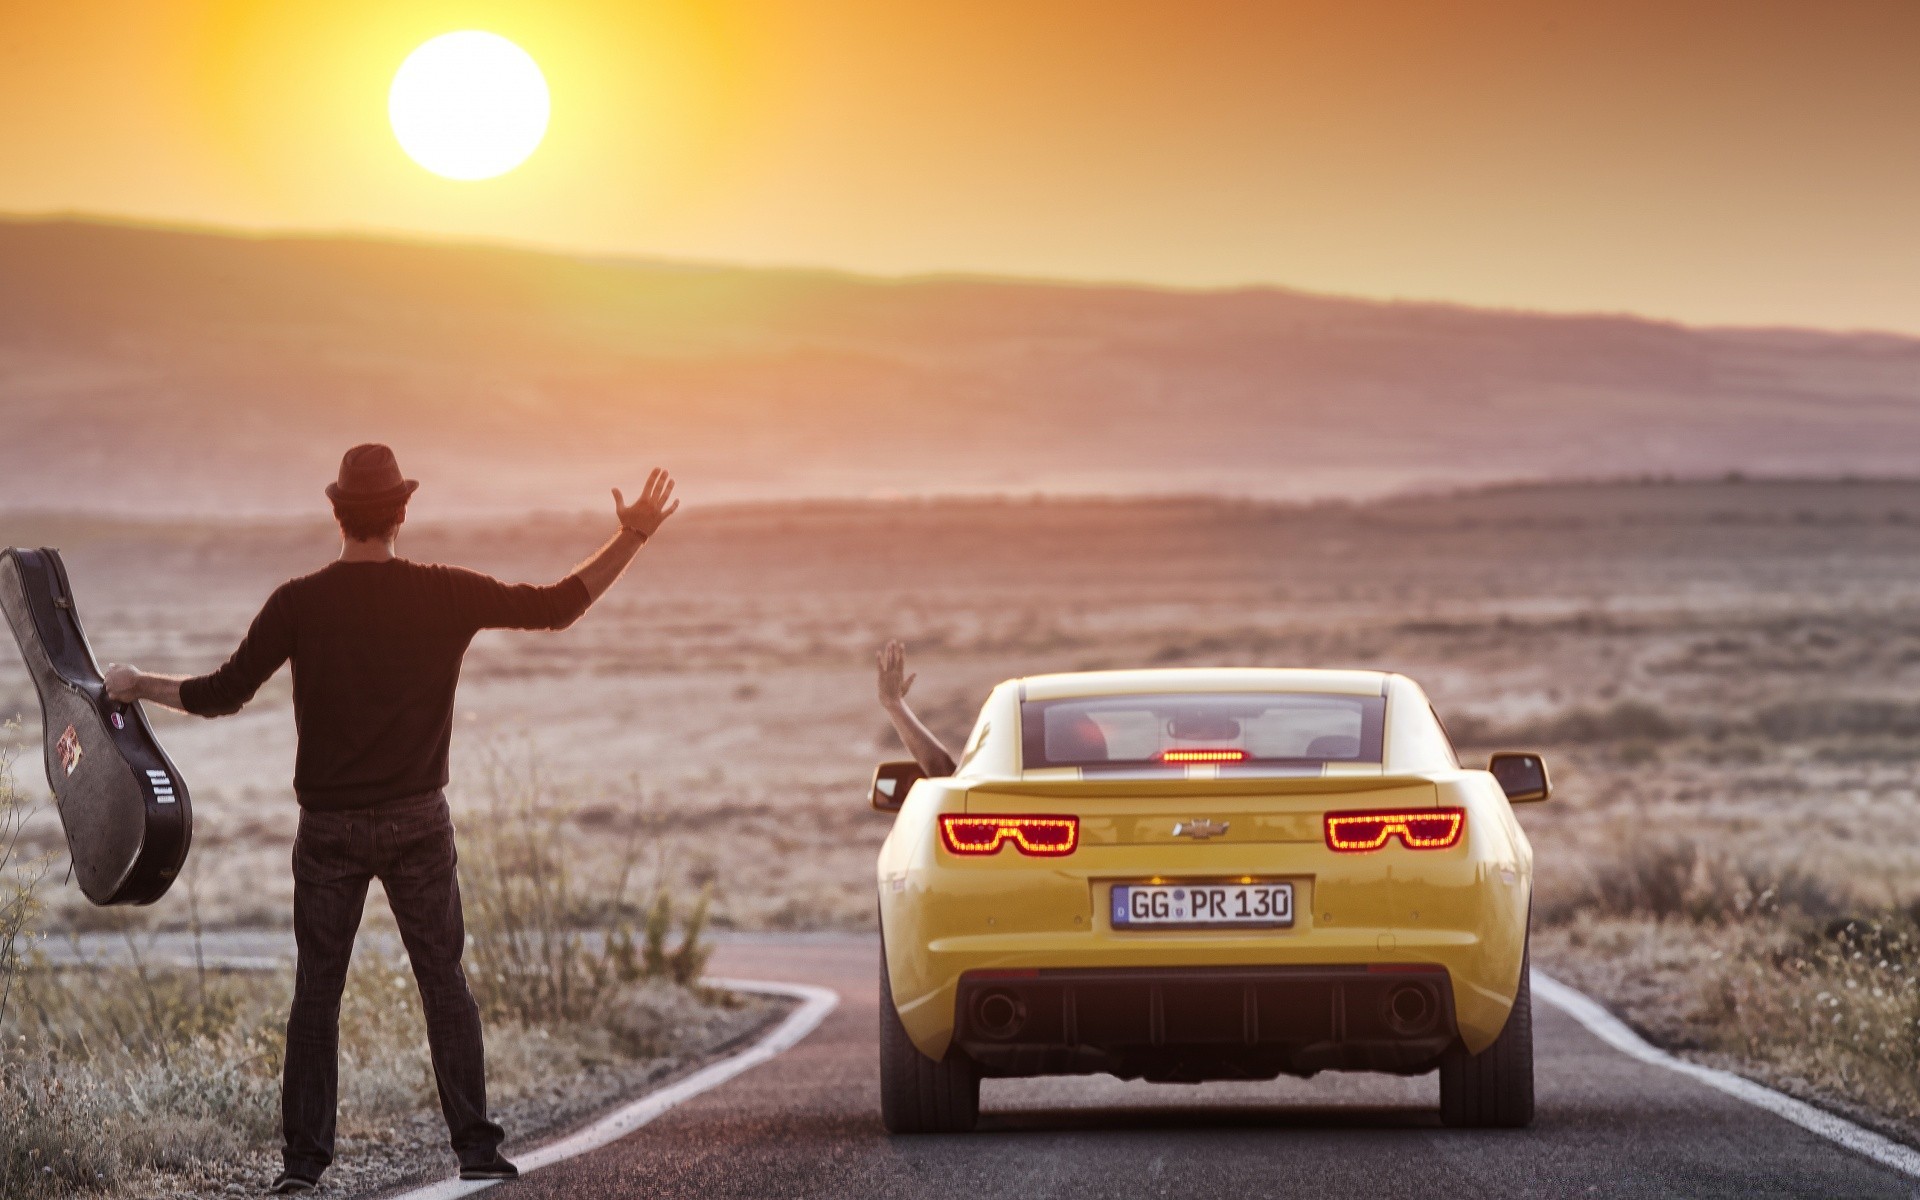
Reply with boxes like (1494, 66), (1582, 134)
(2, 218), (1917, 515)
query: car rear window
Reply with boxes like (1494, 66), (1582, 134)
(1020, 692), (1386, 770)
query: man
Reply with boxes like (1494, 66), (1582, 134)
(103, 444), (679, 1195)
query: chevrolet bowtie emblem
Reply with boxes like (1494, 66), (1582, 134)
(1172, 819), (1230, 840)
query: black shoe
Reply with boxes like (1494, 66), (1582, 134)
(269, 1169), (320, 1194)
(459, 1155), (519, 1181)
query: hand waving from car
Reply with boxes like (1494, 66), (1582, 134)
(877, 639), (918, 710)
(875, 640), (956, 777)
(613, 469), (680, 539)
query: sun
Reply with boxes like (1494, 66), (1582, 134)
(389, 32), (549, 181)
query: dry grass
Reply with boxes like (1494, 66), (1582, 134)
(1535, 837), (1847, 927)
(1539, 838), (1920, 1136)
(0, 753), (750, 1199)
(0, 733), (50, 1031)
(461, 743), (714, 1027)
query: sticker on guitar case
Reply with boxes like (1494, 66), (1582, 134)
(56, 725), (83, 776)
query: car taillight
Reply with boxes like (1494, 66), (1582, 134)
(939, 815), (1079, 857)
(1157, 748), (1249, 764)
(1324, 808), (1465, 852)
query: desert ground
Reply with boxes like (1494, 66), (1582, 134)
(6, 476), (1920, 933)
(11, 476), (1920, 1172)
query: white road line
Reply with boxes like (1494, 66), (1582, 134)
(1533, 969), (1920, 1180)
(391, 978), (839, 1200)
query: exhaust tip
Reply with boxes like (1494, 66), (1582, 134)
(1384, 983), (1437, 1035)
(974, 990), (1027, 1039)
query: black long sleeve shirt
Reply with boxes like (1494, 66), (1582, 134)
(180, 560), (591, 811)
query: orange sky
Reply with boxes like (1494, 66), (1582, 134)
(2, 1), (1918, 332)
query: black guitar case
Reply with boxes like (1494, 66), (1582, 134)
(0, 547), (191, 905)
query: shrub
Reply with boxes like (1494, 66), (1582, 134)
(1724, 920), (1920, 1120)
(1531, 700), (1683, 744)
(0, 736), (51, 1029)
(1753, 700), (1920, 742)
(619, 887), (713, 988)
(0, 935), (286, 1195)
(0, 1045), (121, 1197)
(459, 748), (715, 1025)
(1541, 839), (1847, 926)
(1655, 916), (1920, 1128)
(1446, 701), (1684, 750)
(1592, 841), (1700, 921)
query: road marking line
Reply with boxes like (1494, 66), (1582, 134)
(391, 978), (839, 1200)
(1534, 969), (1920, 1180)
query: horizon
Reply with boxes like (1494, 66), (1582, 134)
(8, 211), (1919, 343)
(5, 471), (1916, 533)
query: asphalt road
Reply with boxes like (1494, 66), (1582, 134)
(491, 934), (1920, 1199)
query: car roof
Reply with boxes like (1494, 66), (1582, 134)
(1018, 667), (1391, 701)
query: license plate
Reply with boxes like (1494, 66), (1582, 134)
(1111, 882), (1294, 928)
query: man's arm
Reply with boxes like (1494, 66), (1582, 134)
(574, 469), (680, 605)
(456, 470), (682, 632)
(104, 588), (293, 716)
(102, 668), (188, 712)
(877, 640), (957, 777)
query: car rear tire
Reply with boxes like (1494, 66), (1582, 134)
(1439, 938), (1535, 1129)
(878, 949), (980, 1134)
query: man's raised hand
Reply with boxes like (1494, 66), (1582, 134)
(573, 471), (678, 603)
(613, 469), (680, 539)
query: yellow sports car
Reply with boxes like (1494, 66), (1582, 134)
(870, 668), (1549, 1132)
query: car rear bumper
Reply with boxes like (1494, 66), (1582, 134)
(886, 916), (1524, 1063)
(878, 804), (1532, 1064)
(953, 964), (1456, 1082)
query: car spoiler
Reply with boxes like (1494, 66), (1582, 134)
(963, 773), (1448, 800)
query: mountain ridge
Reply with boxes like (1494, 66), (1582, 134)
(3, 217), (1916, 516)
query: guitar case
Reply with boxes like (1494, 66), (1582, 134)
(0, 547), (191, 905)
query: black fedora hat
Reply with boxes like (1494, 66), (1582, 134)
(325, 443), (419, 507)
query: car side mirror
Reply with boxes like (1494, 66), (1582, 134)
(1488, 752), (1551, 803)
(870, 760), (926, 813)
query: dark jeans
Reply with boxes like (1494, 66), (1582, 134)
(283, 789), (504, 1175)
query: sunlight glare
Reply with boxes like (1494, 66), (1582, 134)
(389, 32), (549, 181)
